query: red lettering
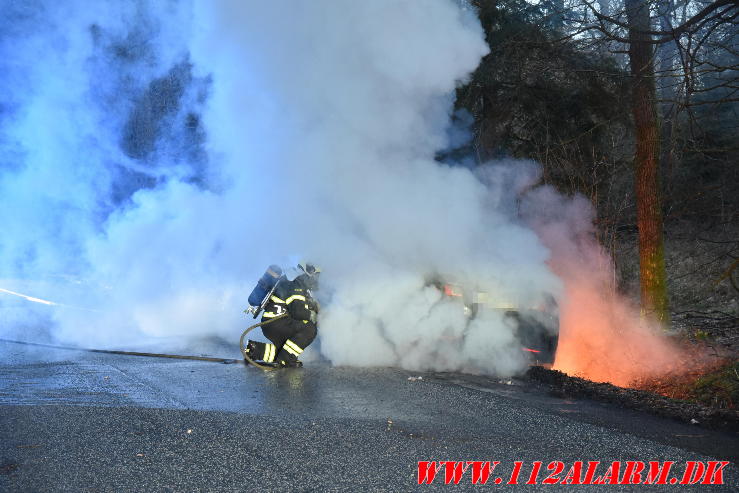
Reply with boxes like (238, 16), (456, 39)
(526, 461), (542, 484)
(619, 461), (645, 484)
(702, 461), (730, 485)
(581, 461), (601, 484)
(417, 461), (444, 484)
(562, 462), (583, 485)
(542, 461), (565, 484)
(419, 460), (714, 486)
(645, 461), (674, 484)
(593, 462), (620, 484)
(444, 461), (470, 484)
(507, 461), (523, 484)
(468, 461), (498, 484)
(681, 461), (706, 485)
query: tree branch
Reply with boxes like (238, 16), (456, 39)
(582, 0), (738, 44)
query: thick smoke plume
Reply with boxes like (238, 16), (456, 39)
(1, 0), (684, 380)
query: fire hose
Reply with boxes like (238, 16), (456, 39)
(0, 338), (241, 364)
(0, 314), (288, 370)
(239, 313), (288, 371)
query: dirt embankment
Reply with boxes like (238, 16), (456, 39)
(526, 364), (739, 433)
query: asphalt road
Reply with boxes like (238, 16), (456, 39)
(0, 341), (737, 492)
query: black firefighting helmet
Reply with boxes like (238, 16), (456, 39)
(298, 262), (321, 276)
(297, 262), (321, 289)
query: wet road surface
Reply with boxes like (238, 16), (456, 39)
(0, 342), (737, 491)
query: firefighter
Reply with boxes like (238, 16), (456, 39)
(244, 262), (321, 368)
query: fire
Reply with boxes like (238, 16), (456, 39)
(443, 284), (463, 297)
(526, 198), (708, 388)
(551, 277), (685, 387)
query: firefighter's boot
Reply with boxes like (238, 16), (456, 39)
(274, 349), (301, 368)
(244, 340), (278, 364)
(275, 338), (307, 368)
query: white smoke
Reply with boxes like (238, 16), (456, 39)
(1, 0), (564, 376)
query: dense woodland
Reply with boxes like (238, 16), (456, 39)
(451, 0), (738, 336)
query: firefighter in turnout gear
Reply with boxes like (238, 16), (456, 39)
(244, 262), (321, 368)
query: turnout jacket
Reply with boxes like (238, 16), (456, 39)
(261, 278), (316, 324)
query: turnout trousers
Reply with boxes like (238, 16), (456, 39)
(248, 318), (317, 366)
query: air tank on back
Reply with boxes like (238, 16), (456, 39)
(248, 265), (284, 307)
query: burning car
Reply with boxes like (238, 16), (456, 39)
(428, 276), (559, 367)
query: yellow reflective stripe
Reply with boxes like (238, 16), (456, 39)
(264, 344), (275, 363)
(270, 295), (285, 303)
(284, 339), (303, 354)
(285, 294), (306, 305)
(262, 312), (278, 318)
(284, 345), (300, 356)
(285, 339), (302, 353)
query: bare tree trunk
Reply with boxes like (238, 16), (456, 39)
(625, 0), (671, 326)
(656, 0), (678, 206)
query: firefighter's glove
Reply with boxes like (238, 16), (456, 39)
(308, 299), (321, 313)
(309, 310), (318, 324)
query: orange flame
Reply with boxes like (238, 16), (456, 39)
(551, 274), (684, 386)
(529, 203), (702, 387)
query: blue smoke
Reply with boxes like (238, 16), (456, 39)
(0, 1), (230, 343)
(1, 1), (563, 377)
(0, 1), (210, 277)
